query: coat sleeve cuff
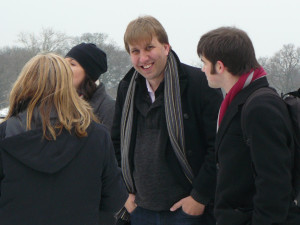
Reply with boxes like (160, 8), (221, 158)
(190, 189), (210, 205)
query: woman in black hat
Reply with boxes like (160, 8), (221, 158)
(65, 43), (115, 131)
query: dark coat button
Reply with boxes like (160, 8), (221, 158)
(183, 113), (189, 119)
(187, 150), (192, 156)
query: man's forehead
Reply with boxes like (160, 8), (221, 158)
(128, 38), (153, 48)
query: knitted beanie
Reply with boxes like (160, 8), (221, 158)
(66, 43), (107, 81)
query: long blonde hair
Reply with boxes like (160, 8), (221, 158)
(5, 53), (98, 140)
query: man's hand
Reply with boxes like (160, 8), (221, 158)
(170, 196), (205, 216)
(125, 193), (137, 213)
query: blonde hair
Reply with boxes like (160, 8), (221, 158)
(124, 15), (169, 53)
(5, 53), (98, 140)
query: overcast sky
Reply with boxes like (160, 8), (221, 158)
(1, 0), (299, 65)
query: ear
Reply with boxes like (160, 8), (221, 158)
(215, 60), (225, 74)
(163, 43), (170, 55)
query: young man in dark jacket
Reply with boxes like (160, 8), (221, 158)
(111, 16), (223, 225)
(197, 27), (300, 225)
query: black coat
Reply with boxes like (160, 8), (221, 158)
(214, 77), (300, 225)
(0, 115), (128, 225)
(111, 51), (223, 205)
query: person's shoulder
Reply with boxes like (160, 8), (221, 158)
(181, 62), (202, 71)
(180, 63), (206, 81)
(116, 67), (136, 96)
(245, 89), (289, 119)
(88, 121), (110, 138)
(119, 67), (135, 86)
(247, 88), (283, 107)
(0, 120), (7, 140)
(179, 62), (215, 92)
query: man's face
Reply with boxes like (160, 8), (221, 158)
(201, 56), (222, 89)
(128, 36), (170, 84)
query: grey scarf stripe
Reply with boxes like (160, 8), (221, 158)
(118, 51), (194, 220)
(164, 52), (194, 183)
(120, 70), (138, 193)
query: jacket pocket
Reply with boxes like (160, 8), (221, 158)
(178, 208), (202, 218)
(231, 207), (252, 225)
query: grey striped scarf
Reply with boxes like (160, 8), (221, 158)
(118, 51), (194, 221)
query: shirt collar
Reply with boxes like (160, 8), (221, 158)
(145, 79), (155, 103)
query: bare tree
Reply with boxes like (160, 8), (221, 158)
(258, 44), (300, 94)
(18, 28), (72, 54)
(18, 32), (39, 54)
(73, 32), (108, 48)
(16, 29), (131, 98)
(0, 47), (35, 108)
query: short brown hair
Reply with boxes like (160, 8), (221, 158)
(197, 27), (260, 76)
(5, 53), (97, 140)
(124, 15), (169, 53)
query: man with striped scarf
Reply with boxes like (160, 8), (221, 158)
(112, 16), (222, 225)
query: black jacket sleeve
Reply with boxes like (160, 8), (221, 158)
(111, 81), (127, 167)
(190, 76), (223, 204)
(0, 121), (7, 197)
(95, 97), (115, 132)
(244, 94), (294, 225)
(99, 131), (128, 213)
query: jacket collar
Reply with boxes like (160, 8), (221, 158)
(215, 76), (269, 150)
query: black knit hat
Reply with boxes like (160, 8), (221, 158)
(65, 43), (107, 81)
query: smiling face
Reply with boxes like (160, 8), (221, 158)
(128, 36), (170, 86)
(65, 58), (86, 89)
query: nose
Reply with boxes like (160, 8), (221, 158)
(139, 50), (149, 63)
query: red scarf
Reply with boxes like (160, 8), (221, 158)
(217, 67), (267, 130)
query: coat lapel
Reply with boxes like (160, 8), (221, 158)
(215, 97), (243, 150)
(215, 77), (270, 151)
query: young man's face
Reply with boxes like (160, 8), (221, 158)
(201, 56), (222, 89)
(128, 36), (170, 84)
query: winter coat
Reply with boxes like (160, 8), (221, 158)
(89, 82), (115, 131)
(214, 77), (300, 225)
(111, 51), (223, 206)
(0, 112), (128, 225)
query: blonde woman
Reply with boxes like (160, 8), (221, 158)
(0, 53), (128, 225)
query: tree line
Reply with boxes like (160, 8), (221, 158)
(0, 28), (299, 109)
(258, 44), (300, 95)
(0, 28), (132, 109)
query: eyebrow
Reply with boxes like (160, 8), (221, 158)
(69, 58), (77, 64)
